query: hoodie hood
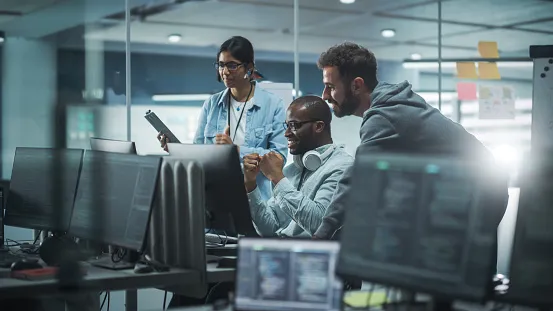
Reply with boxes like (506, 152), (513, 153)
(364, 80), (427, 119)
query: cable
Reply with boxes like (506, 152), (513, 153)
(100, 291), (108, 310)
(384, 287), (391, 305)
(365, 283), (375, 309)
(32, 231), (42, 245)
(4, 239), (34, 246)
(344, 285), (394, 310)
(213, 231), (229, 246)
(220, 231), (229, 246)
(107, 291), (111, 311)
(111, 248), (127, 263)
(163, 290), (168, 310)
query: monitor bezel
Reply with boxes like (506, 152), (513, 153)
(234, 237), (344, 311)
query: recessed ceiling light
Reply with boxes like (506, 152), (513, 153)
(0, 37), (4, 43)
(340, 0), (355, 3)
(380, 29), (396, 38)
(167, 34), (182, 43)
(410, 53), (422, 60)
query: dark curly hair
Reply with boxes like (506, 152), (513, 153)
(290, 95), (332, 133)
(317, 42), (378, 92)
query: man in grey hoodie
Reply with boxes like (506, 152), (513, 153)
(313, 42), (507, 240)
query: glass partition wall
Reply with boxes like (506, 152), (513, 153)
(1, 0), (551, 308)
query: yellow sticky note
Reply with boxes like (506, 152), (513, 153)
(456, 62), (478, 79)
(344, 291), (389, 308)
(478, 62), (501, 79)
(478, 41), (499, 58)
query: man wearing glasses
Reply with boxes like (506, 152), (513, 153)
(243, 95), (353, 238)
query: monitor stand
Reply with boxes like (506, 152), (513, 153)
(89, 248), (139, 270)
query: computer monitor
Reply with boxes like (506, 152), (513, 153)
(68, 151), (161, 252)
(167, 143), (256, 236)
(505, 152), (553, 307)
(90, 137), (137, 154)
(337, 151), (503, 302)
(235, 238), (343, 311)
(4, 148), (84, 232)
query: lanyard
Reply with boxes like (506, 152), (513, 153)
(227, 83), (253, 142)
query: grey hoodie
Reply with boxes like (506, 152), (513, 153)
(314, 80), (502, 239)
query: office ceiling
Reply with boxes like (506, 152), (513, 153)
(82, 0), (553, 61)
(0, 0), (551, 64)
(0, 0), (64, 15)
(0, 0), (64, 24)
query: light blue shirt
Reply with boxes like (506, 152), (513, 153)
(193, 84), (288, 200)
(247, 144), (353, 238)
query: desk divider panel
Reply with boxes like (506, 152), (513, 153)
(146, 157), (207, 298)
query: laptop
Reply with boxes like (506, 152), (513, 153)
(235, 238), (343, 311)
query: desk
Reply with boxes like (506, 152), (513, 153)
(169, 306), (228, 311)
(0, 256), (236, 311)
(161, 302), (516, 311)
(206, 245), (237, 257)
(206, 263), (235, 284)
(0, 264), (205, 311)
(0, 265), (200, 299)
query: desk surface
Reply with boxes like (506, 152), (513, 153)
(158, 302), (518, 311)
(206, 262), (235, 283)
(206, 245), (237, 257)
(168, 307), (229, 311)
(0, 261), (236, 299)
(0, 263), (200, 299)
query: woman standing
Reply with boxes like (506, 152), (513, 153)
(161, 36), (287, 200)
(163, 36), (287, 308)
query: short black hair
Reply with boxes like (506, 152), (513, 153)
(290, 95), (332, 133)
(317, 42), (378, 92)
(216, 36), (255, 82)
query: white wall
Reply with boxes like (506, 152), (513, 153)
(330, 115), (362, 157)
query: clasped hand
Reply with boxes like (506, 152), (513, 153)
(243, 152), (284, 191)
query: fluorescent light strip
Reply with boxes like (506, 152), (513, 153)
(471, 131), (531, 143)
(152, 94), (212, 101)
(417, 91), (456, 101)
(403, 61), (533, 69)
(153, 89), (303, 102)
(461, 115), (532, 128)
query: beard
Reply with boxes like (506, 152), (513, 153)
(331, 90), (360, 118)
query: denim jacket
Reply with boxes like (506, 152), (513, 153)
(193, 84), (288, 200)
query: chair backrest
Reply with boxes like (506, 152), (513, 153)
(146, 157), (207, 298)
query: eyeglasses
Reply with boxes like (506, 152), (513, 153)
(283, 120), (322, 131)
(214, 61), (244, 71)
